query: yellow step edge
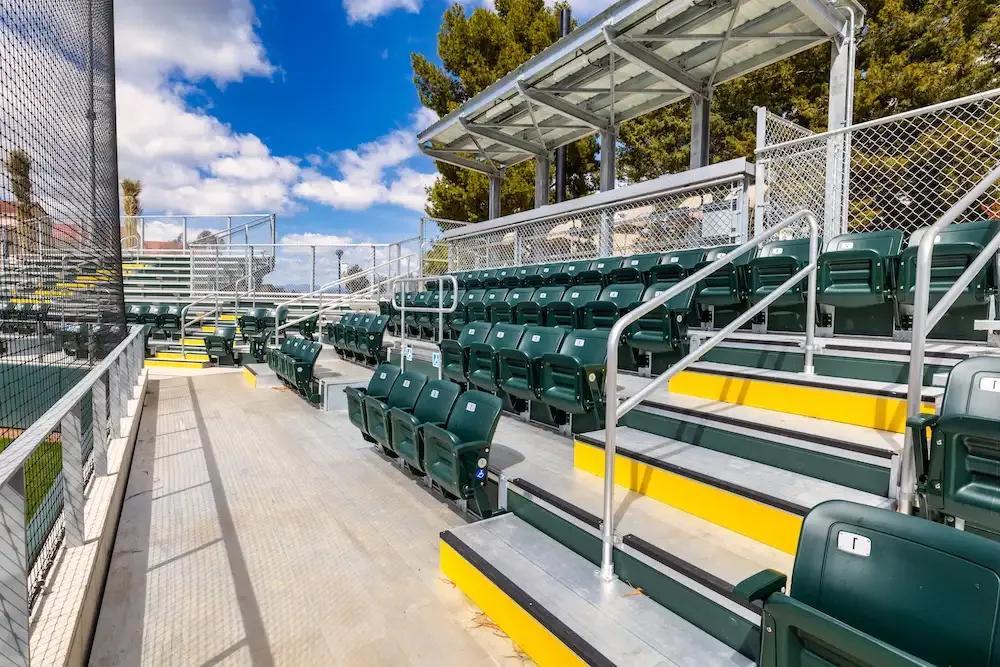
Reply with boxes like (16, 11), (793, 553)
(121, 264), (148, 269)
(154, 351), (210, 361)
(10, 298), (52, 304)
(75, 276), (99, 282)
(574, 440), (802, 555)
(33, 290), (73, 297)
(55, 282), (93, 289)
(179, 338), (206, 346)
(242, 367), (257, 388)
(668, 369), (935, 433)
(439, 539), (588, 667)
(219, 314), (238, 321)
(201, 326), (242, 333)
(144, 359), (211, 369)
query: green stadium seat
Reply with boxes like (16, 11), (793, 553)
(693, 244), (750, 324)
(297, 314), (320, 340)
(467, 288), (509, 324)
(817, 229), (904, 337)
(542, 285), (601, 328)
(141, 304), (167, 327)
(898, 220), (999, 341)
(290, 341), (323, 399)
(405, 292), (433, 337)
(333, 312), (358, 353)
(460, 271), (482, 289)
(910, 356), (1000, 539)
(125, 303), (150, 325)
(159, 305), (182, 337)
(453, 271), (475, 288)
(516, 265), (543, 287)
(440, 322), (492, 383)
(578, 283), (646, 330)
(495, 267), (520, 287)
(575, 257), (623, 286)
(389, 380), (461, 469)
(364, 370), (428, 452)
(421, 390), (503, 518)
(418, 290), (454, 340)
(347, 313), (375, 359)
(496, 326), (568, 409)
(238, 307), (270, 341)
(536, 263), (562, 285)
(648, 248), (706, 283)
(747, 238), (818, 332)
(626, 280), (697, 356)
(465, 322), (526, 392)
(548, 261), (589, 286)
(356, 314), (390, 365)
(512, 287), (564, 326)
(489, 287), (535, 323)
(610, 253), (662, 284)
(477, 269), (500, 288)
(204, 325), (237, 366)
(262, 306), (288, 331)
(450, 289), (486, 333)
(537, 329), (608, 429)
(345, 363), (401, 437)
(735, 499), (1000, 667)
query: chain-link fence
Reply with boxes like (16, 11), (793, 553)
(756, 88), (1000, 241)
(119, 214), (275, 253)
(445, 174), (751, 271)
(0, 0), (124, 610)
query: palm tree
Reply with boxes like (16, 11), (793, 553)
(120, 178), (142, 249)
(5, 148), (34, 256)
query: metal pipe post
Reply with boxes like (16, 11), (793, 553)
(182, 216), (188, 249)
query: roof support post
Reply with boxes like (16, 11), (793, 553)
(690, 95), (711, 169)
(534, 154), (550, 208)
(824, 16), (855, 239)
(489, 171), (504, 219)
(599, 126), (617, 256)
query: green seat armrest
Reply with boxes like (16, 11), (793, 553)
(764, 595), (935, 667)
(733, 569), (787, 603)
(422, 423), (462, 447)
(906, 413), (939, 479)
(453, 440), (490, 455)
(388, 407), (419, 428)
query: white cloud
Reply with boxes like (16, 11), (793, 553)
(294, 108), (438, 212)
(343, 0), (422, 24)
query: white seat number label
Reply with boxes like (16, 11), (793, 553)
(496, 332), (504, 338)
(468, 329), (475, 335)
(430, 389), (440, 398)
(670, 257), (679, 263)
(513, 294), (520, 299)
(571, 292), (579, 298)
(840, 241), (854, 250)
(466, 402), (477, 412)
(539, 293), (546, 298)
(531, 335), (541, 342)
(574, 339), (585, 347)
(379, 372), (387, 379)
(837, 531), (871, 557)
(631, 260), (639, 265)
(568, 265), (575, 270)
(402, 380), (410, 387)
(980, 377), (1000, 392)
(772, 248), (783, 255)
(610, 291), (618, 297)
(489, 294), (496, 299)
(597, 263), (605, 268)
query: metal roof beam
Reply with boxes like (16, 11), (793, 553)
(638, 31), (829, 41)
(787, 0), (848, 37)
(419, 146), (500, 176)
(459, 117), (548, 157)
(603, 26), (704, 95)
(516, 82), (609, 130)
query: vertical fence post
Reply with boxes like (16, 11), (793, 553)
(108, 356), (122, 439)
(754, 106), (768, 237)
(418, 218), (425, 275)
(92, 372), (108, 476)
(182, 216), (188, 249)
(310, 246), (316, 292)
(514, 228), (522, 265)
(140, 216), (145, 250)
(0, 468), (29, 667)
(61, 402), (86, 547)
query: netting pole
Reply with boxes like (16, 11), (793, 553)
(182, 216), (188, 249)
(754, 106), (768, 236)
(310, 246), (316, 292)
(599, 126), (616, 256)
(87, 0), (97, 244)
(824, 30), (855, 238)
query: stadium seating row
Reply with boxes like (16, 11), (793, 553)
(344, 364), (502, 517)
(415, 221), (998, 340)
(267, 337), (323, 401)
(326, 312), (389, 365)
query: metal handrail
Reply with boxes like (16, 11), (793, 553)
(598, 209), (820, 581)
(391, 275), (459, 379)
(272, 275), (393, 339)
(179, 273), (254, 359)
(273, 253), (416, 311)
(899, 163), (1000, 514)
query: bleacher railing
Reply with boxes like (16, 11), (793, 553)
(120, 213), (275, 251)
(390, 275), (459, 379)
(900, 164), (1000, 514)
(598, 209), (820, 582)
(0, 324), (145, 664)
(437, 160), (754, 271)
(756, 87), (1000, 241)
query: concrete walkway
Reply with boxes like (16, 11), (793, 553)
(90, 373), (529, 667)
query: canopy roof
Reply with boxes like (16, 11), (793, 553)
(417, 0), (862, 174)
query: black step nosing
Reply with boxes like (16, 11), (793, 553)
(620, 534), (762, 616)
(686, 365), (937, 403)
(440, 530), (616, 667)
(635, 399), (895, 461)
(511, 478), (602, 529)
(575, 435), (809, 517)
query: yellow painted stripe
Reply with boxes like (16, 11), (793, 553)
(11, 298), (52, 304)
(179, 338), (205, 346)
(121, 264), (148, 269)
(76, 276), (99, 282)
(574, 440), (802, 555)
(668, 370), (935, 433)
(242, 367), (257, 388)
(202, 326), (243, 333)
(219, 314), (238, 321)
(144, 359), (211, 369)
(440, 540), (588, 667)
(33, 290), (73, 297)
(154, 351), (210, 361)
(55, 282), (93, 289)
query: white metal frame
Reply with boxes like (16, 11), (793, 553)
(390, 275), (459, 379)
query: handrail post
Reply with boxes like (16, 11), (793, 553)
(803, 215), (820, 374)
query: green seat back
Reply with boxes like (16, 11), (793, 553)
(748, 238), (818, 306)
(556, 328), (608, 365)
(482, 322), (525, 351)
(548, 260), (588, 286)
(367, 364), (402, 398)
(612, 253), (662, 284)
(817, 230), (904, 309)
(506, 287), (537, 308)
(384, 370), (429, 411)
(488, 287), (533, 324)
(456, 322), (491, 346)
(581, 284), (645, 330)
(513, 286), (565, 326)
(649, 248), (706, 283)
(577, 257), (624, 285)
(495, 267), (520, 287)
(898, 220), (1000, 308)
(536, 264), (561, 284)
(516, 265), (543, 286)
(545, 285), (601, 328)
(626, 282), (694, 353)
(444, 391), (504, 445)
(784, 500), (1000, 667)
(477, 269), (499, 287)
(469, 288), (509, 322)
(517, 326), (567, 358)
(211, 325), (236, 342)
(412, 380), (462, 425)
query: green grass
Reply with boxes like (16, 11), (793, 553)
(0, 436), (64, 520)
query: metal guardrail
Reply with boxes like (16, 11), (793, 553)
(899, 164), (1000, 514)
(598, 209), (820, 581)
(391, 275), (459, 379)
(0, 324), (145, 664)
